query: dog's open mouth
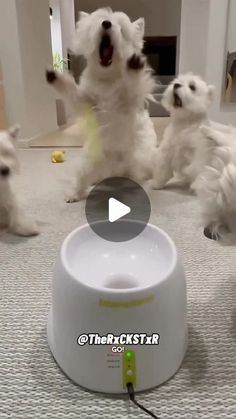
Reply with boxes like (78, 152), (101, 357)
(99, 34), (113, 67)
(173, 92), (182, 108)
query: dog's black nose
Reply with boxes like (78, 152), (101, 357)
(102, 20), (112, 30)
(0, 167), (10, 177)
(174, 83), (181, 90)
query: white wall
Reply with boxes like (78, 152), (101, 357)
(179, 0), (210, 77)
(179, 0), (236, 125)
(0, 0), (57, 138)
(75, 0), (181, 37)
(0, 0), (27, 131)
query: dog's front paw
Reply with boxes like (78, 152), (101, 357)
(203, 223), (230, 241)
(66, 195), (80, 204)
(10, 221), (40, 237)
(127, 54), (145, 70)
(66, 190), (89, 203)
(146, 178), (166, 191)
(46, 69), (58, 84)
(200, 124), (213, 139)
(203, 226), (220, 241)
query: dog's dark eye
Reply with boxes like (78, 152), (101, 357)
(189, 83), (196, 92)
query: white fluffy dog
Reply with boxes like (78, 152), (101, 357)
(194, 124), (236, 240)
(150, 72), (236, 240)
(46, 7), (157, 202)
(150, 73), (216, 190)
(0, 126), (39, 237)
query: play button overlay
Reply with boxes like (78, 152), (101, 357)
(85, 177), (151, 242)
(108, 198), (131, 222)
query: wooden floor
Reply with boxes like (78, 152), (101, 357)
(29, 123), (85, 148)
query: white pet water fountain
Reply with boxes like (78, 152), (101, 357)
(47, 221), (187, 393)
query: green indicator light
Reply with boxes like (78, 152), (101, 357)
(123, 350), (136, 388)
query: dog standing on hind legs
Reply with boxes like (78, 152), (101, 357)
(46, 8), (158, 203)
(0, 126), (39, 237)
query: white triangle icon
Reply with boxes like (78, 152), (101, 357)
(108, 198), (131, 223)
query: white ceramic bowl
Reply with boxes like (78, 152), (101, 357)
(48, 222), (187, 393)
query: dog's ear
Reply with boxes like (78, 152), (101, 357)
(133, 17), (145, 39)
(74, 11), (90, 53)
(208, 85), (215, 101)
(8, 124), (20, 139)
(78, 11), (89, 21)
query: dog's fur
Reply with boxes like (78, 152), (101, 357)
(46, 8), (157, 202)
(0, 127), (39, 236)
(149, 72), (236, 240)
(194, 125), (236, 241)
(150, 73), (215, 190)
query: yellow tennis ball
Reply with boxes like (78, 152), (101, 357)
(51, 150), (65, 163)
